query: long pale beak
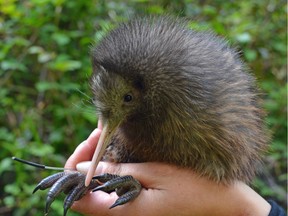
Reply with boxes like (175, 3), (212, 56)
(85, 123), (109, 186)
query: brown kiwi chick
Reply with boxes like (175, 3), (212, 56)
(34, 17), (269, 214)
(87, 17), (268, 184)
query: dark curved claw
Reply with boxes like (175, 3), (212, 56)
(63, 175), (98, 216)
(33, 172), (66, 194)
(110, 189), (140, 209)
(92, 174), (142, 208)
(45, 172), (85, 214)
(33, 171), (99, 215)
(63, 183), (86, 216)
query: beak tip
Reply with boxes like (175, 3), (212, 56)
(85, 170), (93, 186)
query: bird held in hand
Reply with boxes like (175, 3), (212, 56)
(33, 17), (269, 215)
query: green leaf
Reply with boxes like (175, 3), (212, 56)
(36, 81), (80, 92)
(3, 196), (16, 207)
(38, 52), (54, 63)
(272, 41), (286, 54)
(28, 46), (44, 54)
(0, 157), (13, 175)
(29, 144), (54, 157)
(5, 184), (21, 195)
(49, 60), (82, 72)
(244, 49), (257, 61)
(236, 33), (251, 43)
(1, 60), (27, 72)
(49, 130), (63, 143)
(52, 32), (71, 45)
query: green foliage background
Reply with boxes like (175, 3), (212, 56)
(0, 0), (286, 215)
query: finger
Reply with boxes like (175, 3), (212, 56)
(76, 161), (180, 188)
(65, 128), (102, 169)
(71, 191), (118, 216)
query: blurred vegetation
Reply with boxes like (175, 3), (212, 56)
(0, 0), (286, 215)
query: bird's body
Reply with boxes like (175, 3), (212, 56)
(91, 17), (269, 184)
(34, 17), (270, 213)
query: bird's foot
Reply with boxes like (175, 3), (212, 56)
(33, 171), (99, 216)
(33, 172), (142, 215)
(93, 174), (142, 208)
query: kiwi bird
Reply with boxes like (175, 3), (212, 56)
(33, 17), (269, 215)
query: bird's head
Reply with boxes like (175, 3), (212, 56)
(84, 54), (153, 186)
(91, 65), (146, 127)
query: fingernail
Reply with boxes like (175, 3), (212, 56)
(95, 162), (104, 175)
(76, 161), (104, 176)
(76, 161), (91, 174)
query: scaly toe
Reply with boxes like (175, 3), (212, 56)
(44, 172), (84, 214)
(33, 172), (66, 194)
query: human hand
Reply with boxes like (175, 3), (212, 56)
(65, 127), (271, 216)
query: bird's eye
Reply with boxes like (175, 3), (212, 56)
(124, 94), (133, 102)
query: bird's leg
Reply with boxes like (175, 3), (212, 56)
(92, 174), (142, 208)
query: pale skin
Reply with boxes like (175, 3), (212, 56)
(65, 123), (271, 216)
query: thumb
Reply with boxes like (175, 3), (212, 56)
(76, 161), (121, 176)
(76, 161), (179, 188)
